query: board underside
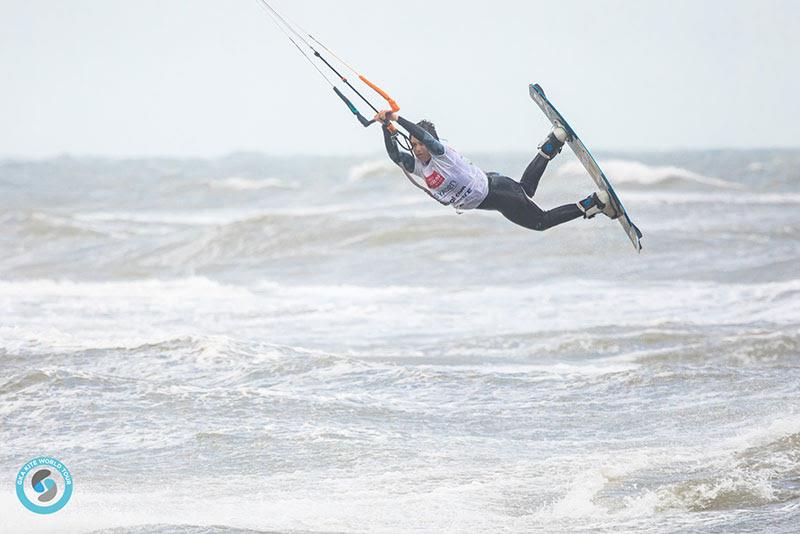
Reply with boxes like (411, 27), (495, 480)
(529, 84), (643, 252)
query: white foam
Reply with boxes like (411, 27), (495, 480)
(624, 190), (800, 205)
(2, 277), (799, 354)
(417, 359), (639, 378)
(347, 159), (399, 183)
(532, 412), (799, 521)
(72, 203), (368, 226)
(208, 176), (297, 191)
(548, 468), (609, 518)
(0, 276), (248, 299)
(74, 209), (260, 226)
(721, 414), (800, 452)
(556, 159), (743, 189)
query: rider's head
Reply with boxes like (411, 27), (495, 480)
(410, 120), (439, 163)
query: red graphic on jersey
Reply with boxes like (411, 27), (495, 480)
(425, 170), (445, 189)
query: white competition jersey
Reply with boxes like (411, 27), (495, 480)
(412, 145), (489, 210)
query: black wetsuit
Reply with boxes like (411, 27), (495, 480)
(477, 163), (583, 231)
(383, 118), (583, 231)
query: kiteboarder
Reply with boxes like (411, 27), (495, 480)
(257, 0), (635, 241)
(375, 110), (619, 231)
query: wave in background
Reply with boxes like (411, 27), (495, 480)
(1, 149), (799, 533)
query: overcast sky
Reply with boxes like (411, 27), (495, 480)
(1, 0), (798, 158)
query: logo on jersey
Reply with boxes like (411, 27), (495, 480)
(425, 171), (445, 189)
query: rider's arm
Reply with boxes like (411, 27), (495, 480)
(383, 125), (416, 173)
(396, 116), (445, 156)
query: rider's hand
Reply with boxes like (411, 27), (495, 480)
(374, 110), (398, 123)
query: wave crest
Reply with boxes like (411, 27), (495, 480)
(557, 159), (743, 189)
(208, 176), (296, 191)
(347, 160), (398, 183)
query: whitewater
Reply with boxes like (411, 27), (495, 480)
(1, 148), (799, 533)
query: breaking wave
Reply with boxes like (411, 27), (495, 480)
(347, 159), (399, 183)
(208, 176), (297, 191)
(556, 159), (744, 189)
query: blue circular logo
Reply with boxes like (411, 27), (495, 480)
(16, 457), (73, 514)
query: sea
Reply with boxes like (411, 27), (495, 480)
(1, 148), (799, 533)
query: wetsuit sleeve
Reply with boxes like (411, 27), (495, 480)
(383, 125), (416, 173)
(396, 116), (446, 157)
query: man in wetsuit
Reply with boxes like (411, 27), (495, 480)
(375, 110), (619, 230)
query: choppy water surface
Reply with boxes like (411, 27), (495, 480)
(1, 149), (799, 533)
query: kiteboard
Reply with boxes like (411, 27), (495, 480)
(529, 83), (643, 252)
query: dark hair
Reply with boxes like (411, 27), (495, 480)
(416, 120), (439, 141)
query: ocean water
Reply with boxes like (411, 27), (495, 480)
(1, 148), (799, 533)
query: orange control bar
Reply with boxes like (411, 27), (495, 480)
(360, 75), (400, 112)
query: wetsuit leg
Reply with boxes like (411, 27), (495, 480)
(477, 174), (582, 231)
(520, 154), (549, 197)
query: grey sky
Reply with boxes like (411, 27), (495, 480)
(1, 0), (798, 158)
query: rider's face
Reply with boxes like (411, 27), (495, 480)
(410, 137), (431, 162)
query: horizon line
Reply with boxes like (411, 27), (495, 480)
(1, 145), (799, 163)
